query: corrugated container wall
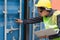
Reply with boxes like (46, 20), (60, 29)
(0, 0), (24, 40)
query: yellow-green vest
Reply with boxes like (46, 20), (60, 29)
(43, 11), (60, 33)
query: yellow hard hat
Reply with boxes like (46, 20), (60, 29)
(35, 0), (52, 8)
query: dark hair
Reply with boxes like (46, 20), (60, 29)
(39, 7), (52, 12)
(39, 7), (46, 11)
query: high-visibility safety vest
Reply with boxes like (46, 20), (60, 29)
(43, 11), (60, 33)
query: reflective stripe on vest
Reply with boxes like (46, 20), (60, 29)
(43, 11), (60, 31)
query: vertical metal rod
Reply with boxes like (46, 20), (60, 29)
(40, 22), (43, 30)
(32, 0), (36, 40)
(19, 0), (22, 40)
(4, 0), (7, 40)
(40, 23), (42, 40)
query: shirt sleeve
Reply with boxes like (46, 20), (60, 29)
(23, 16), (43, 24)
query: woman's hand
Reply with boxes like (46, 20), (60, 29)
(16, 19), (23, 24)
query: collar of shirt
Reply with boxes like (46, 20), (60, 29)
(46, 9), (55, 17)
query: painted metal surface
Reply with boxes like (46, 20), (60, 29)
(28, 0), (49, 40)
(0, 0), (24, 40)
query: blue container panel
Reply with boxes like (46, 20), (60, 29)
(7, 0), (20, 14)
(0, 0), (4, 14)
(28, 0), (49, 40)
(7, 14), (19, 29)
(7, 0), (20, 40)
(0, 14), (4, 40)
(7, 0), (24, 40)
(0, 0), (24, 40)
(7, 14), (19, 40)
(7, 0), (20, 39)
(0, 0), (4, 40)
(20, 0), (24, 40)
(28, 0), (33, 40)
(7, 30), (19, 40)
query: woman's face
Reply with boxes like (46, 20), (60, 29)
(37, 8), (49, 17)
